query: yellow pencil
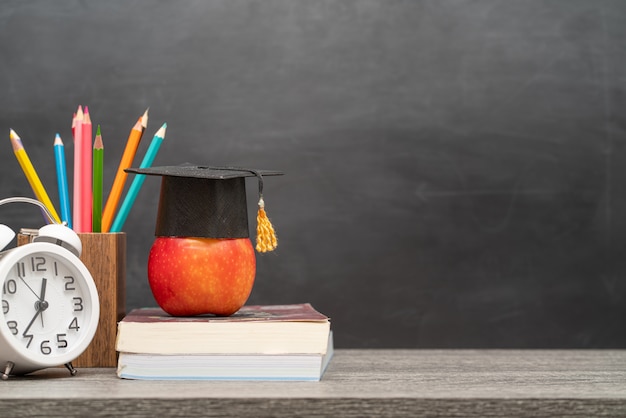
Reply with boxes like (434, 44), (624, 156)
(10, 129), (61, 223)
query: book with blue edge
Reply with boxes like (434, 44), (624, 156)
(115, 303), (333, 381)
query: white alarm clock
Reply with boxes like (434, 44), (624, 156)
(0, 197), (99, 379)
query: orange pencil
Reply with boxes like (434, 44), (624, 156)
(141, 107), (149, 131)
(101, 116), (145, 232)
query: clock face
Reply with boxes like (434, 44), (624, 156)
(0, 247), (97, 363)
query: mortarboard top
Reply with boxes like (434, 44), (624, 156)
(125, 164), (282, 252)
(127, 165), (283, 180)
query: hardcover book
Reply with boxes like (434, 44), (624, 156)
(117, 332), (333, 381)
(115, 303), (333, 381)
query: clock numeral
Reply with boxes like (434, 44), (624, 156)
(72, 297), (84, 312)
(64, 276), (76, 291)
(2, 279), (17, 295)
(69, 317), (80, 331)
(31, 256), (46, 272)
(40, 340), (51, 355)
(7, 320), (18, 335)
(53, 261), (59, 277)
(2, 299), (8, 314)
(57, 333), (68, 348)
(16, 262), (26, 278)
(24, 332), (33, 348)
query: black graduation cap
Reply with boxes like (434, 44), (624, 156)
(125, 164), (282, 252)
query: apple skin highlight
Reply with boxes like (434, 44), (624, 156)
(147, 237), (256, 316)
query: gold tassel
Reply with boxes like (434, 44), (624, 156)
(256, 197), (277, 252)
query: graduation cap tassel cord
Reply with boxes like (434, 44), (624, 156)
(256, 195), (277, 252)
(250, 168), (277, 252)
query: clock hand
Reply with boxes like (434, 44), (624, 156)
(17, 275), (48, 302)
(22, 279), (49, 340)
(22, 308), (42, 339)
(18, 278), (39, 300)
(39, 278), (47, 301)
(38, 278), (47, 327)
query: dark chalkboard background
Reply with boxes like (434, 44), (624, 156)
(0, 0), (624, 348)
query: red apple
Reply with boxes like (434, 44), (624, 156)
(147, 236), (256, 316)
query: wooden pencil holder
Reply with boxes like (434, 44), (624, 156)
(18, 231), (126, 368)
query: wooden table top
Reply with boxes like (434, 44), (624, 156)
(0, 349), (624, 417)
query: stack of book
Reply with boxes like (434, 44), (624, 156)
(115, 303), (333, 381)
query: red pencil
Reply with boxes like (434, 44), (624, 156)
(81, 106), (93, 232)
(73, 106), (85, 231)
(71, 111), (77, 138)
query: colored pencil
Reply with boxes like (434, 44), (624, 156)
(110, 123), (167, 233)
(81, 106), (93, 232)
(72, 106), (85, 231)
(53, 133), (72, 228)
(101, 115), (145, 232)
(10, 129), (61, 223)
(71, 111), (76, 137)
(92, 126), (104, 232)
(141, 107), (149, 131)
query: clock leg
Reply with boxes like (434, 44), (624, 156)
(1, 361), (14, 380)
(64, 362), (78, 376)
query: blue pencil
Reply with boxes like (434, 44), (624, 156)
(110, 123), (167, 233)
(54, 133), (72, 228)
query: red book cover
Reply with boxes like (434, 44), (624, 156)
(121, 303), (330, 324)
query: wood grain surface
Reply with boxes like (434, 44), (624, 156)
(0, 349), (624, 417)
(74, 233), (126, 367)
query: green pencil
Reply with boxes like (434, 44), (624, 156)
(92, 125), (104, 232)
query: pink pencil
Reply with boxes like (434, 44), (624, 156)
(73, 106), (84, 231)
(81, 106), (93, 232)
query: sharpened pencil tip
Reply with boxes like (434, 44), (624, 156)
(54, 133), (63, 145)
(93, 133), (104, 149)
(156, 123), (167, 138)
(9, 129), (23, 151)
(96, 124), (101, 136)
(141, 108), (149, 129)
